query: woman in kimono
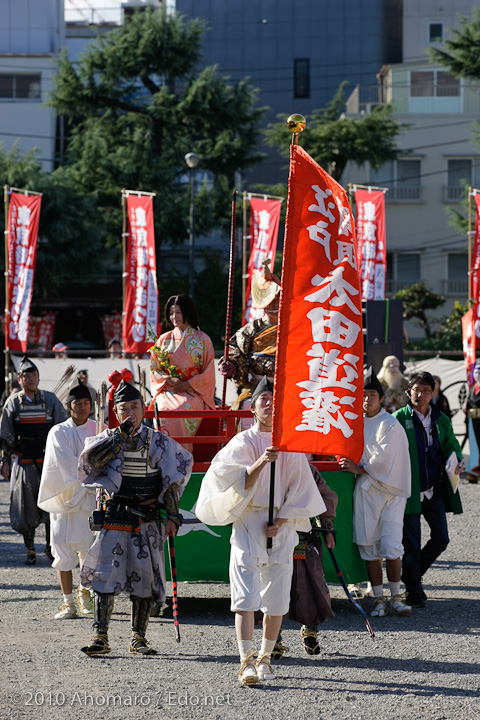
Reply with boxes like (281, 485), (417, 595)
(150, 294), (215, 452)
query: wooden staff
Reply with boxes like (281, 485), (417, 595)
(221, 190), (238, 410)
(266, 461), (276, 554)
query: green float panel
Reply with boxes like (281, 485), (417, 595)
(169, 471), (368, 586)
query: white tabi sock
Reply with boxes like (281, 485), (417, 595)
(237, 640), (254, 661)
(372, 585), (384, 598)
(389, 581), (401, 597)
(63, 593), (75, 605)
(259, 638), (276, 656)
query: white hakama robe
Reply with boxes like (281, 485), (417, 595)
(196, 425), (326, 613)
(38, 418), (97, 567)
(353, 409), (411, 557)
(78, 425), (192, 601)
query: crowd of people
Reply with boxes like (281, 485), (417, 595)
(0, 274), (470, 686)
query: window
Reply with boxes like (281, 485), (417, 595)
(446, 253), (468, 295)
(0, 74), (41, 100)
(428, 23), (444, 43)
(294, 59), (310, 99)
(370, 158), (422, 201)
(444, 158), (480, 201)
(410, 70), (459, 98)
(386, 253), (421, 294)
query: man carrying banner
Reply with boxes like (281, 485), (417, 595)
(78, 381), (192, 656)
(0, 356), (67, 564)
(394, 371), (463, 608)
(339, 367), (412, 617)
(38, 384), (97, 619)
(196, 377), (325, 685)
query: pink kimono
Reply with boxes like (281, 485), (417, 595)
(150, 326), (216, 451)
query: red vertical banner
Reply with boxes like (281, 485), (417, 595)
(471, 193), (480, 304)
(462, 308), (476, 386)
(6, 192), (42, 353)
(272, 145), (364, 462)
(355, 188), (386, 300)
(243, 197), (282, 324)
(30, 312), (56, 351)
(123, 194), (159, 354)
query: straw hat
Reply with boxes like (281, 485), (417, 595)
(251, 259), (281, 309)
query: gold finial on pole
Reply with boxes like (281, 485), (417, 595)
(287, 113), (306, 145)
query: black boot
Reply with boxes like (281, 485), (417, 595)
(24, 534), (36, 565)
(81, 593), (114, 656)
(130, 596), (157, 655)
(271, 628), (289, 659)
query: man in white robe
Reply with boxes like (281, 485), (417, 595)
(339, 367), (412, 618)
(38, 384), (97, 619)
(196, 377), (325, 685)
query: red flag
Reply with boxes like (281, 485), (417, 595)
(272, 145), (364, 463)
(462, 308), (476, 386)
(6, 192), (42, 353)
(471, 194), (480, 303)
(29, 312), (56, 351)
(244, 197), (282, 324)
(355, 188), (386, 300)
(123, 194), (159, 354)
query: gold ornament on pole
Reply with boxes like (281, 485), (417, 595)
(287, 113), (306, 145)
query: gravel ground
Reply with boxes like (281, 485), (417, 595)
(0, 478), (479, 720)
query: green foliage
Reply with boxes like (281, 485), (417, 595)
(0, 144), (104, 300)
(264, 82), (407, 182)
(394, 281), (445, 338)
(404, 301), (469, 354)
(48, 8), (266, 251)
(429, 9), (480, 80)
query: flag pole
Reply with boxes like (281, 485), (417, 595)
(267, 114), (307, 553)
(4, 185), (10, 395)
(242, 191), (248, 322)
(221, 190), (238, 410)
(468, 186), (473, 302)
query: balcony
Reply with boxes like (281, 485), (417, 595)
(385, 186), (424, 203)
(443, 186), (468, 203)
(443, 278), (468, 297)
(386, 279), (421, 295)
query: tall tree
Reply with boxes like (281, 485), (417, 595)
(429, 9), (480, 80)
(0, 145), (103, 300)
(263, 82), (407, 182)
(49, 8), (265, 251)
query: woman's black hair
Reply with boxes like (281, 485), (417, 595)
(164, 294), (199, 330)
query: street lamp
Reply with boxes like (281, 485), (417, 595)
(185, 152), (200, 298)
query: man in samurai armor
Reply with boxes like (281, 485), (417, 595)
(0, 356), (67, 565)
(219, 261), (280, 428)
(78, 380), (192, 656)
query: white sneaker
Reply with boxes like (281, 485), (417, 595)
(54, 602), (77, 620)
(391, 595), (412, 615)
(255, 653), (275, 681)
(238, 650), (259, 685)
(370, 596), (387, 618)
(77, 586), (93, 615)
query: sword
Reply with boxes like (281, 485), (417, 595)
(167, 532), (181, 643)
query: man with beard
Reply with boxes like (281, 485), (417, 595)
(377, 355), (409, 413)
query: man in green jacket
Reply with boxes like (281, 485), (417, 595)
(394, 371), (463, 608)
